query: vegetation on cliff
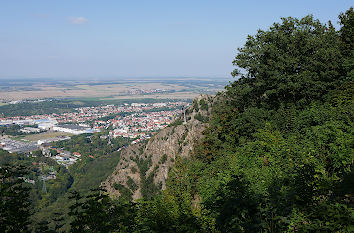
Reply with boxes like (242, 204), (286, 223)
(158, 8), (354, 232)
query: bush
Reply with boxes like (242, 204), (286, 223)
(126, 176), (138, 192)
(113, 183), (132, 201)
(159, 154), (168, 164)
(199, 99), (208, 111)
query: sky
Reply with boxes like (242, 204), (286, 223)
(0, 0), (352, 80)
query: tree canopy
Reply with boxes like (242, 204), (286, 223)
(229, 15), (344, 110)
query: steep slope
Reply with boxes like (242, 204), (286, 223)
(102, 94), (213, 200)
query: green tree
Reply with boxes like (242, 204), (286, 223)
(205, 175), (261, 232)
(338, 7), (354, 79)
(0, 165), (31, 233)
(229, 15), (343, 110)
(68, 188), (137, 233)
(338, 7), (354, 58)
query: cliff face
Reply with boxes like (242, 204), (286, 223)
(102, 95), (213, 200)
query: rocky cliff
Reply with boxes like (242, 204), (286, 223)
(102, 95), (213, 200)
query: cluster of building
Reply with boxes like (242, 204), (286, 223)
(1, 102), (185, 125)
(0, 118), (58, 130)
(0, 101), (189, 166)
(0, 138), (39, 154)
(52, 124), (94, 135)
(52, 150), (81, 168)
(20, 127), (41, 134)
(6, 99), (46, 105)
(0, 136), (81, 168)
(108, 110), (177, 139)
(128, 88), (167, 95)
(39, 146), (82, 167)
(0, 101), (188, 139)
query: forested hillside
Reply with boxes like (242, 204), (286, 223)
(159, 9), (354, 232)
(127, 10), (353, 232)
(1, 8), (353, 233)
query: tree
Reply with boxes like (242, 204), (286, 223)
(205, 175), (261, 232)
(0, 165), (31, 233)
(229, 15), (344, 110)
(338, 7), (354, 79)
(68, 188), (137, 232)
(187, 9), (354, 232)
(338, 7), (354, 58)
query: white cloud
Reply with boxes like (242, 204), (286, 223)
(68, 16), (88, 24)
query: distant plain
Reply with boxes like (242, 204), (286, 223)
(0, 78), (229, 101)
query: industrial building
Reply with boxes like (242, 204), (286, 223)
(53, 124), (93, 135)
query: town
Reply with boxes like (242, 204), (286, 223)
(0, 100), (189, 167)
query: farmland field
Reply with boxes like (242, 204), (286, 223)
(0, 78), (229, 101)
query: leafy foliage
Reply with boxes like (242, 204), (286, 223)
(113, 183), (133, 201)
(229, 16), (344, 110)
(0, 165), (31, 233)
(127, 176), (138, 192)
(163, 9), (354, 232)
(68, 189), (136, 232)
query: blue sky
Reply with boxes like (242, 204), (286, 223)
(0, 0), (352, 79)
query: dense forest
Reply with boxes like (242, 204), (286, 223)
(1, 8), (353, 232)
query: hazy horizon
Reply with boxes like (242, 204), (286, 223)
(1, 0), (352, 79)
(0, 76), (232, 81)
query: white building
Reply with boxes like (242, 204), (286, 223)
(36, 119), (57, 130)
(53, 124), (93, 135)
(153, 103), (167, 107)
(20, 127), (41, 133)
(38, 123), (54, 130)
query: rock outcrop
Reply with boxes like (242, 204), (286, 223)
(102, 95), (213, 200)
